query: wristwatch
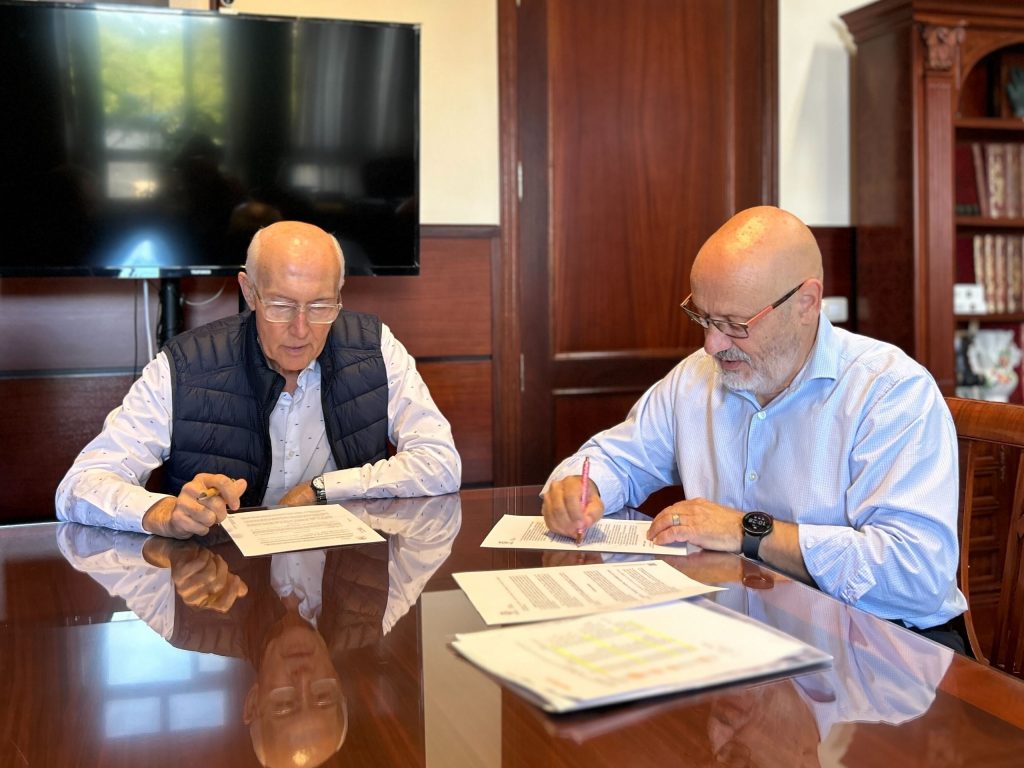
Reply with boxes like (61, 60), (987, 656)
(310, 475), (327, 503)
(741, 511), (774, 560)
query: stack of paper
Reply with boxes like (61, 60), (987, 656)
(452, 514), (831, 713)
(450, 600), (831, 713)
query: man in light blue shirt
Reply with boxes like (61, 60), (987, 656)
(542, 206), (967, 647)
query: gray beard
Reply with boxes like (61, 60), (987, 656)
(715, 334), (801, 399)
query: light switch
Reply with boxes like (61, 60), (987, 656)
(822, 296), (849, 324)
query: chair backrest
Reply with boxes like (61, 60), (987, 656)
(945, 396), (1024, 677)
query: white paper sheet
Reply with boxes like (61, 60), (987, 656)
(453, 559), (721, 625)
(220, 504), (385, 556)
(451, 600), (832, 713)
(481, 514), (689, 556)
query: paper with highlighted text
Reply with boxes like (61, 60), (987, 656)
(451, 600), (832, 713)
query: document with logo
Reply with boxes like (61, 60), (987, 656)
(451, 600), (832, 713)
(221, 504), (385, 557)
(453, 559), (720, 625)
(481, 514), (688, 556)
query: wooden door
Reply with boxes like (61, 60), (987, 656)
(499, 0), (778, 483)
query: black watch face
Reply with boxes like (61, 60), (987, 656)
(743, 512), (773, 535)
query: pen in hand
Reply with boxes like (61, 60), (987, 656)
(576, 457), (590, 546)
(197, 487), (220, 501)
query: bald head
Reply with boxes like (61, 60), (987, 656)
(245, 221), (345, 290)
(691, 206), (822, 300)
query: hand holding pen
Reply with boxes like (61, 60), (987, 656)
(539, 460), (605, 540)
(142, 473), (246, 540)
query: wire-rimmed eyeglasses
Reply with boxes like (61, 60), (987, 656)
(252, 288), (342, 324)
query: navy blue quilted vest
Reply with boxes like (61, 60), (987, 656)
(162, 310), (387, 506)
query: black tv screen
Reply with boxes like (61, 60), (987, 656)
(0, 1), (419, 277)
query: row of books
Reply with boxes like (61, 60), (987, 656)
(956, 142), (1024, 219)
(968, 234), (1024, 314)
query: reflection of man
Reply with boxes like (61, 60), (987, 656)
(705, 681), (821, 768)
(56, 220), (461, 539)
(57, 493), (461, 767)
(542, 206), (966, 649)
(244, 590), (348, 768)
(706, 576), (953, 765)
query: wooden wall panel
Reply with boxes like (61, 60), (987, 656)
(552, 391), (640, 462)
(547, 1), (719, 356)
(0, 279), (160, 372)
(343, 235), (493, 359)
(0, 375), (132, 524)
(419, 361), (492, 485)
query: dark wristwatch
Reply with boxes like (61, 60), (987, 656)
(310, 475), (327, 503)
(741, 511), (774, 560)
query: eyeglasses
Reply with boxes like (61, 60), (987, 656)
(252, 288), (342, 324)
(265, 678), (342, 718)
(680, 281), (807, 339)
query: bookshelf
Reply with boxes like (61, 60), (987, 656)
(954, 44), (1024, 402)
(843, 1), (1024, 404)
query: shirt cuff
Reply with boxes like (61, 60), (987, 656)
(119, 488), (175, 534)
(799, 523), (877, 605)
(321, 467), (365, 500)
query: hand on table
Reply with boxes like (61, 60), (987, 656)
(646, 498), (743, 552)
(278, 481), (317, 507)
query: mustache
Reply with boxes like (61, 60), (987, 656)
(715, 349), (751, 363)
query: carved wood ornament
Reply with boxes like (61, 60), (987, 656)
(922, 23), (965, 75)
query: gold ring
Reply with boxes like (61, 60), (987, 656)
(671, 514), (680, 527)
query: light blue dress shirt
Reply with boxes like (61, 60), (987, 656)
(546, 315), (967, 629)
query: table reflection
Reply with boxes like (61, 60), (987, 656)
(702, 579), (951, 767)
(57, 493), (461, 768)
(535, 509), (954, 766)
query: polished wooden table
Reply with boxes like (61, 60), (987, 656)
(2, 487), (1023, 767)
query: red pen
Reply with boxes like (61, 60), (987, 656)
(576, 457), (590, 546)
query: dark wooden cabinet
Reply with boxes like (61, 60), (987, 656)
(843, 0), (1024, 396)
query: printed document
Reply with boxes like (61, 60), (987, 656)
(482, 514), (688, 556)
(454, 559), (719, 625)
(221, 504), (384, 557)
(451, 600), (832, 713)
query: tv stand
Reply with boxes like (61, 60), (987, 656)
(158, 277), (183, 347)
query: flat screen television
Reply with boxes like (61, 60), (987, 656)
(0, 1), (420, 277)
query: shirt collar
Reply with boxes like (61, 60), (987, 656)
(790, 313), (839, 389)
(719, 313), (837, 408)
(295, 359), (322, 391)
